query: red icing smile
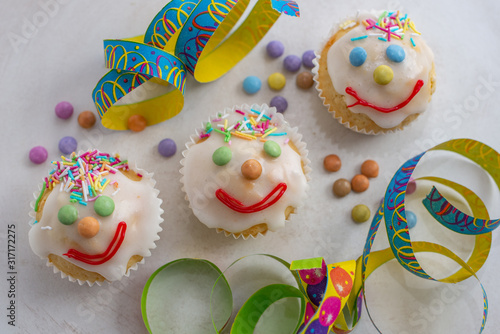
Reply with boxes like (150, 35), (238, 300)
(63, 221), (127, 265)
(215, 183), (287, 213)
(345, 79), (424, 113)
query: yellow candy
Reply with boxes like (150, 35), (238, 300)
(373, 65), (394, 85)
(268, 72), (286, 91)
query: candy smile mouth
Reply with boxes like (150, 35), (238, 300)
(345, 79), (424, 113)
(215, 183), (287, 213)
(63, 221), (127, 265)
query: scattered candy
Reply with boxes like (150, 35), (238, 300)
(29, 146), (48, 164)
(373, 65), (393, 85)
(78, 216), (100, 238)
(351, 204), (371, 223)
(333, 179), (351, 197)
(58, 205), (78, 225)
(243, 76), (262, 94)
(94, 195), (115, 217)
(351, 174), (369, 193)
(212, 146), (232, 166)
(406, 178), (417, 195)
(302, 50), (316, 68)
(128, 114), (147, 132)
(270, 96), (288, 113)
(263, 140), (281, 158)
(349, 47), (367, 67)
(323, 154), (341, 172)
(55, 101), (74, 119)
(78, 111), (97, 129)
(283, 55), (301, 72)
(158, 138), (177, 157)
(59, 136), (78, 155)
(266, 40), (284, 58)
(406, 210), (417, 229)
(361, 160), (379, 178)
(386, 44), (405, 63)
(268, 72), (286, 91)
(241, 159), (262, 180)
(296, 71), (314, 89)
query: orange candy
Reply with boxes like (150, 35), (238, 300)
(77, 216), (100, 238)
(77, 111), (96, 129)
(351, 174), (369, 192)
(128, 114), (147, 132)
(324, 154), (341, 172)
(361, 160), (379, 178)
(241, 159), (262, 180)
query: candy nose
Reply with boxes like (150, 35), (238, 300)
(241, 159), (262, 180)
(77, 216), (100, 238)
(373, 65), (394, 85)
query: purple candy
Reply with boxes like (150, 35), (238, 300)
(266, 40), (284, 58)
(158, 138), (177, 157)
(29, 146), (48, 164)
(59, 136), (77, 155)
(302, 50), (316, 68)
(55, 101), (74, 119)
(407, 178), (417, 195)
(283, 54), (301, 72)
(270, 96), (288, 113)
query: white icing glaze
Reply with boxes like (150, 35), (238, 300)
(181, 105), (309, 234)
(29, 162), (162, 282)
(326, 11), (434, 128)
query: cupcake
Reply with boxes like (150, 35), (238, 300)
(180, 104), (310, 239)
(29, 150), (163, 285)
(314, 10), (436, 134)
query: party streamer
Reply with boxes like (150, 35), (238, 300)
(92, 0), (299, 130)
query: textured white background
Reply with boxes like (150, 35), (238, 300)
(1, 0), (500, 333)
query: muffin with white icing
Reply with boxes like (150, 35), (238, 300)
(314, 10), (436, 134)
(28, 150), (163, 285)
(180, 104), (310, 239)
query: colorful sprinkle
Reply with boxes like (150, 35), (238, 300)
(351, 35), (368, 41)
(42, 150), (129, 208)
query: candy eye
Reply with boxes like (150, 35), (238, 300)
(386, 44), (405, 63)
(94, 195), (115, 217)
(212, 146), (232, 166)
(349, 47), (367, 67)
(264, 140), (281, 158)
(58, 205), (78, 225)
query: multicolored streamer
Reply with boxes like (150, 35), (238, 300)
(141, 138), (500, 333)
(92, 0), (299, 130)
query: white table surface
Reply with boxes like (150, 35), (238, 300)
(2, 0), (500, 333)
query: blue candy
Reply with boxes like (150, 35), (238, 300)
(242, 76), (262, 94)
(59, 136), (77, 155)
(406, 210), (417, 229)
(386, 44), (405, 63)
(349, 47), (367, 67)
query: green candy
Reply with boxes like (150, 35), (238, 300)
(94, 195), (115, 217)
(58, 205), (78, 225)
(263, 140), (281, 158)
(351, 204), (371, 223)
(212, 146), (232, 166)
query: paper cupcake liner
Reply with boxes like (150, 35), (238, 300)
(180, 103), (311, 240)
(312, 11), (425, 135)
(28, 151), (163, 286)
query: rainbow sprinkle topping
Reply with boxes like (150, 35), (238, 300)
(36, 150), (128, 211)
(352, 11), (420, 46)
(198, 107), (287, 143)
